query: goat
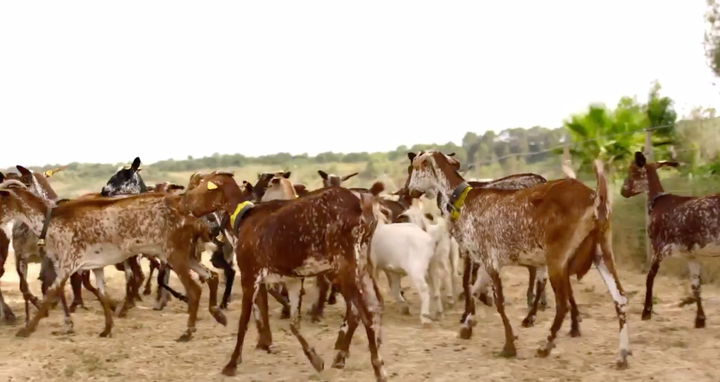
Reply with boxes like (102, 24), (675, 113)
(405, 150), (630, 369)
(399, 199), (457, 311)
(370, 206), (443, 325)
(178, 171), (388, 381)
(0, 179), (227, 340)
(621, 151), (720, 328)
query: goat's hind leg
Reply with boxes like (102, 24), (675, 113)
(593, 238), (630, 369)
(522, 266), (547, 328)
(285, 278), (324, 372)
(332, 296), (360, 369)
(352, 270), (387, 382)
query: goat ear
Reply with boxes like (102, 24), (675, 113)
(282, 171), (291, 179)
(16, 165), (32, 177)
(0, 172), (5, 183)
(341, 172), (358, 181)
(242, 180), (254, 193)
(407, 152), (416, 161)
(446, 152), (456, 157)
(634, 151), (646, 167)
(130, 157), (141, 172)
(318, 170), (328, 180)
(658, 160), (679, 168)
(169, 184), (185, 190)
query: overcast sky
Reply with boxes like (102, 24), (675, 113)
(1, 1), (718, 168)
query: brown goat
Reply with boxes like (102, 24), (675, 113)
(178, 171), (388, 381)
(405, 150), (630, 369)
(621, 151), (720, 328)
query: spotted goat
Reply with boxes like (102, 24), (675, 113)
(178, 171), (388, 382)
(0, 178), (227, 340)
(621, 151), (720, 328)
(405, 150), (630, 369)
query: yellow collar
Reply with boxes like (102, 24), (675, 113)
(448, 183), (472, 221)
(230, 201), (255, 234)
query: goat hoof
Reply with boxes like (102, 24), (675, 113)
(695, 317), (706, 329)
(679, 296), (696, 307)
(280, 309), (291, 320)
(210, 307), (228, 326)
(15, 328), (31, 338)
(219, 303), (229, 310)
(142, 288), (152, 296)
(332, 353), (347, 369)
(569, 328), (581, 338)
(256, 343), (274, 353)
(616, 351), (629, 370)
(176, 333), (192, 342)
(521, 316), (535, 328)
(496, 346), (517, 358)
(641, 310), (652, 321)
(458, 326), (472, 340)
(400, 306), (411, 316)
(221, 363), (237, 376)
(536, 342), (555, 358)
(328, 295), (337, 305)
(98, 330), (112, 338)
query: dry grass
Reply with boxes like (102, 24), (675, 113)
(3, 252), (720, 382)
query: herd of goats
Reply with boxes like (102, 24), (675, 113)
(0, 149), (718, 381)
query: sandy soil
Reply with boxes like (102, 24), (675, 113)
(2, 253), (720, 382)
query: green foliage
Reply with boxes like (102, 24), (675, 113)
(562, 82), (677, 178)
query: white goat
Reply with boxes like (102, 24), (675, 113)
(401, 197), (461, 306)
(370, 211), (442, 325)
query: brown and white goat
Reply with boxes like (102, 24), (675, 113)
(622, 151), (720, 328)
(406, 150), (630, 369)
(178, 171), (388, 381)
(0, 180), (226, 340)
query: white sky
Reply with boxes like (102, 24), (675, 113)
(1, 1), (718, 168)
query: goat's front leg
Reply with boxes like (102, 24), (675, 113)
(16, 274), (68, 338)
(459, 256), (477, 340)
(16, 255), (40, 324)
(689, 260), (706, 328)
(143, 257), (160, 296)
(221, 276), (258, 376)
(91, 268), (115, 337)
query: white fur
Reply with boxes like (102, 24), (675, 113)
(370, 221), (441, 324)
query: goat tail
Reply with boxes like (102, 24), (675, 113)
(359, 193), (389, 225)
(593, 159), (611, 223)
(369, 181), (385, 196)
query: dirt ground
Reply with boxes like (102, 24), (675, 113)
(2, 253), (720, 382)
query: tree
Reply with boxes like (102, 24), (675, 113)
(705, 0), (720, 78)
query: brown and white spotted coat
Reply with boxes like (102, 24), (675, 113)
(0, 180), (227, 340)
(178, 171), (388, 382)
(405, 150), (630, 369)
(621, 151), (720, 328)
